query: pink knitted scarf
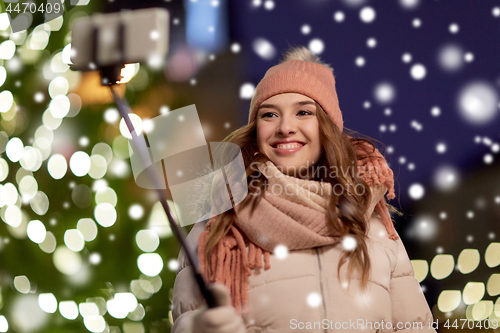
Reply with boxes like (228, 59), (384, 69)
(198, 144), (397, 316)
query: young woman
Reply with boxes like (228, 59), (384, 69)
(171, 47), (436, 333)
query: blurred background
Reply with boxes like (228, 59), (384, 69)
(0, 0), (500, 332)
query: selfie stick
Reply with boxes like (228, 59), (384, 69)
(90, 23), (220, 309)
(108, 86), (219, 308)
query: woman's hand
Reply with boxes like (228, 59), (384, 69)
(191, 283), (246, 333)
(365, 183), (388, 220)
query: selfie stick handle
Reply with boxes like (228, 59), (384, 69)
(107, 86), (220, 308)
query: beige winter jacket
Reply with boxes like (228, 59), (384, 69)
(171, 212), (437, 333)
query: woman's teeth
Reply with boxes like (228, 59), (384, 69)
(276, 143), (302, 149)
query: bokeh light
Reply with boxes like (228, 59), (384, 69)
(94, 203), (117, 227)
(69, 151), (91, 177)
(48, 76), (69, 98)
(136, 230), (160, 252)
(14, 275), (31, 294)
(49, 95), (70, 118)
(30, 191), (49, 215)
(4, 205), (22, 228)
(77, 218), (98, 242)
(0, 90), (14, 113)
(92, 143), (113, 164)
(64, 229), (85, 252)
(0, 315), (8, 332)
(487, 274), (500, 296)
(83, 316), (106, 333)
(410, 260), (428, 282)
(463, 282), (485, 305)
(79, 302), (99, 317)
(457, 249), (480, 274)
(39, 231), (56, 253)
(5, 137), (23, 162)
(119, 113), (143, 139)
(485, 242), (500, 267)
(27, 220), (46, 244)
(53, 246), (82, 275)
(137, 253), (163, 276)
(1, 182), (18, 206)
(59, 301), (79, 320)
(128, 204), (144, 220)
(38, 293), (57, 313)
(88, 154), (107, 179)
(104, 108), (119, 123)
(437, 290), (461, 312)
(430, 254), (454, 280)
(10, 295), (49, 332)
(95, 187), (117, 207)
(19, 175), (38, 200)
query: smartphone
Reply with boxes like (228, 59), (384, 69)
(69, 8), (169, 71)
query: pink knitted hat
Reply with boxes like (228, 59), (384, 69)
(248, 60), (343, 131)
(247, 54), (399, 240)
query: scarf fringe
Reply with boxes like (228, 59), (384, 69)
(356, 146), (398, 241)
(198, 219), (271, 317)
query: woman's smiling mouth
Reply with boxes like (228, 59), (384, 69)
(271, 142), (306, 154)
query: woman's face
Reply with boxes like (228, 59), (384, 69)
(256, 93), (322, 179)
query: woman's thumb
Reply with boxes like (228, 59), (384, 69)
(206, 283), (231, 307)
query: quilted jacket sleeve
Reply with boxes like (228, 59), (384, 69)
(389, 236), (437, 332)
(171, 221), (208, 333)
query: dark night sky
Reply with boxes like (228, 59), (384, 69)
(229, 0), (500, 207)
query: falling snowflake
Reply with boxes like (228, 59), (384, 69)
(334, 11), (345, 22)
(274, 244), (289, 259)
(457, 81), (499, 125)
(301, 24), (311, 35)
(359, 7), (376, 23)
(438, 44), (464, 72)
(410, 63), (427, 80)
(306, 292), (322, 308)
(374, 82), (395, 104)
(355, 56), (365, 67)
(308, 38), (324, 55)
(433, 165), (460, 191)
(240, 83), (255, 99)
(342, 235), (357, 251)
(402, 53), (412, 63)
(408, 183), (425, 200)
(449, 23), (459, 34)
(252, 38), (276, 60)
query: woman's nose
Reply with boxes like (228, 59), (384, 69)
(277, 115), (297, 134)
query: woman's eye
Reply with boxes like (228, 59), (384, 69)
(298, 110), (313, 116)
(261, 112), (276, 118)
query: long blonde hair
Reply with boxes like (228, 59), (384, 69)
(202, 102), (401, 291)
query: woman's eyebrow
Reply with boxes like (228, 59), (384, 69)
(257, 103), (277, 111)
(295, 100), (315, 106)
(259, 101), (314, 110)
